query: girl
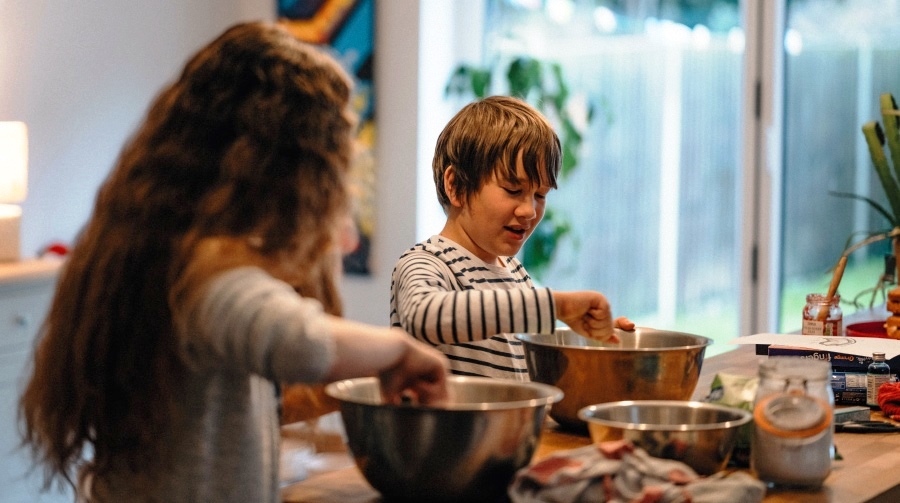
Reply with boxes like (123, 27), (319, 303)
(19, 22), (448, 503)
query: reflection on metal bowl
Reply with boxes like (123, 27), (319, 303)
(517, 327), (711, 430)
(579, 400), (752, 475)
(324, 376), (562, 503)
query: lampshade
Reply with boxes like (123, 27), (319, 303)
(0, 121), (28, 203)
(0, 121), (27, 262)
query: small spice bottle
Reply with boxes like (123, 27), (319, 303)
(801, 293), (842, 335)
(867, 352), (892, 408)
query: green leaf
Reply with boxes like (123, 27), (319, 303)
(521, 208), (572, 280)
(880, 93), (900, 185)
(560, 120), (582, 179)
(830, 190), (898, 227)
(548, 63), (569, 111)
(862, 120), (900, 223)
(507, 57), (542, 99)
(444, 65), (492, 99)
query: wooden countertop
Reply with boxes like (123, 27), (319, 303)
(281, 344), (900, 503)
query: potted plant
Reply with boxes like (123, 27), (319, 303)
(832, 92), (900, 308)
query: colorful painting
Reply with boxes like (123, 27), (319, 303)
(278, 0), (375, 275)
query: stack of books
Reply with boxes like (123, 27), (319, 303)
(732, 333), (900, 405)
(766, 345), (900, 404)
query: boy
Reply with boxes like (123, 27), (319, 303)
(390, 96), (632, 380)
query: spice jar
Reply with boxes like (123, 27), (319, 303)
(751, 357), (834, 489)
(801, 293), (842, 335)
(867, 352), (893, 408)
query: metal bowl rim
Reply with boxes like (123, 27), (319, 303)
(577, 400), (753, 431)
(325, 375), (563, 411)
(515, 327), (712, 351)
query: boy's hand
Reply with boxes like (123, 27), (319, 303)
(554, 291), (632, 343)
(614, 316), (636, 331)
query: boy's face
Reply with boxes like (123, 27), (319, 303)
(442, 152), (550, 265)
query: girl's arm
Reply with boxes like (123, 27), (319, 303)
(176, 266), (448, 404)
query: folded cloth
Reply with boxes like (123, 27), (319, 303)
(877, 381), (900, 420)
(508, 440), (766, 503)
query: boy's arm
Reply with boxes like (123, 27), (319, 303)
(391, 252), (556, 345)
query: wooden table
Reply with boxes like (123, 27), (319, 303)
(281, 344), (900, 503)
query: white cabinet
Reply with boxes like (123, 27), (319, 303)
(0, 260), (72, 503)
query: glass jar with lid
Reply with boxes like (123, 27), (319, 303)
(751, 357), (834, 489)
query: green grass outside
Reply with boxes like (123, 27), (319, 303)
(633, 255), (891, 359)
(779, 256), (889, 334)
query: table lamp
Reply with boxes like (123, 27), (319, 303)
(0, 121), (28, 262)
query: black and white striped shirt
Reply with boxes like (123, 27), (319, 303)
(390, 235), (556, 380)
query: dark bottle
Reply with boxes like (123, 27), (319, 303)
(867, 352), (892, 408)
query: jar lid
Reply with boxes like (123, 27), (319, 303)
(806, 292), (841, 304)
(754, 393), (832, 438)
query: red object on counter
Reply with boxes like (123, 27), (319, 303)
(845, 321), (889, 339)
(877, 382), (900, 420)
(40, 242), (70, 257)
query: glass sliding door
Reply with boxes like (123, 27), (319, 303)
(421, 0), (899, 348)
(778, 0), (900, 332)
(455, 0), (747, 354)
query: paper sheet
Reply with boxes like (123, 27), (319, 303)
(729, 333), (900, 359)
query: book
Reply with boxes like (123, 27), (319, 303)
(767, 344), (900, 372)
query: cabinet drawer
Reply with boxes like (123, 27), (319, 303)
(0, 262), (70, 502)
(0, 284), (53, 345)
(1, 286), (52, 385)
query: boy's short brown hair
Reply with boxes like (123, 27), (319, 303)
(432, 95), (561, 212)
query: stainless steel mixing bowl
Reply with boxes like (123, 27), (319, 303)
(324, 375), (563, 502)
(517, 327), (711, 430)
(578, 400), (752, 475)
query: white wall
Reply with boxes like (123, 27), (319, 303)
(0, 0), (431, 327)
(415, 0), (485, 242)
(0, 0), (275, 257)
(340, 0), (421, 325)
(341, 0), (486, 325)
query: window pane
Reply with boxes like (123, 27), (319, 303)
(779, 0), (900, 333)
(476, 0), (744, 355)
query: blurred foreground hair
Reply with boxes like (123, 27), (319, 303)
(19, 21), (355, 492)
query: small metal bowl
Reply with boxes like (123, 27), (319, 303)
(517, 327), (712, 430)
(325, 375), (562, 502)
(578, 400), (752, 475)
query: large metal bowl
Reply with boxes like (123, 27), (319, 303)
(578, 400), (752, 475)
(517, 327), (711, 430)
(324, 376), (562, 502)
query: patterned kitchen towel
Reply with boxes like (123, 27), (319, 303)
(508, 440), (765, 503)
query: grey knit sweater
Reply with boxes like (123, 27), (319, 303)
(86, 267), (335, 503)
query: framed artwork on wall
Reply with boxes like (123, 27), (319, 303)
(278, 0), (375, 275)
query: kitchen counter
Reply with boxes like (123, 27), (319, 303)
(281, 343), (900, 503)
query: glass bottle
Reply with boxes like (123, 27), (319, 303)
(801, 293), (842, 335)
(867, 352), (892, 408)
(751, 357), (834, 489)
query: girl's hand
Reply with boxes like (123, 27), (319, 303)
(379, 334), (450, 406)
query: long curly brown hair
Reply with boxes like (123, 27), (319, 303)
(19, 22), (355, 492)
